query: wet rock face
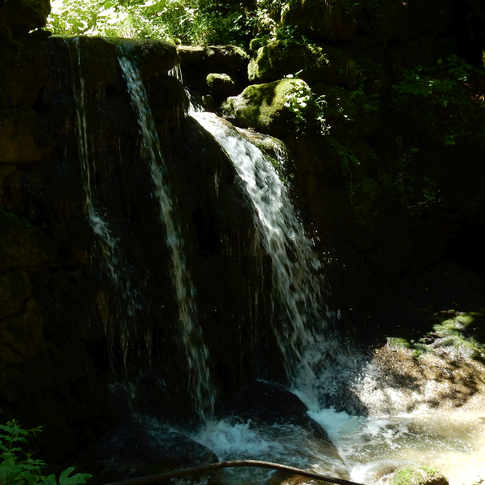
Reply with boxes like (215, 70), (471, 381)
(0, 34), (186, 459)
(0, 32), (283, 462)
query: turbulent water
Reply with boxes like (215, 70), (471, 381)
(118, 55), (214, 419)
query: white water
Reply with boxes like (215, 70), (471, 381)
(119, 55), (214, 419)
(191, 112), (334, 385)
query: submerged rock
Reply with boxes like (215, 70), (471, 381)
(223, 381), (334, 448)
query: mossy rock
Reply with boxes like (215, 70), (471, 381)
(0, 0), (50, 37)
(249, 40), (324, 82)
(206, 73), (237, 98)
(392, 466), (448, 485)
(248, 40), (365, 87)
(222, 78), (312, 138)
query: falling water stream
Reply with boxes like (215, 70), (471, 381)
(118, 55), (214, 419)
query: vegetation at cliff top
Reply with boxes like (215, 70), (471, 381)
(47, 0), (287, 45)
(0, 420), (91, 485)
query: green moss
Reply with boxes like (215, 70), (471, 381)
(248, 39), (330, 83)
(392, 466), (448, 485)
(387, 337), (412, 349)
(222, 78), (312, 138)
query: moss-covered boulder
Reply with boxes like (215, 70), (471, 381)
(222, 78), (312, 138)
(0, 0), (51, 37)
(206, 73), (237, 99)
(392, 466), (448, 485)
(249, 40), (339, 84)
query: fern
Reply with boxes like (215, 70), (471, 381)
(0, 420), (92, 485)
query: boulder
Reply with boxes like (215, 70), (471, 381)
(223, 381), (329, 442)
(0, 0), (51, 37)
(206, 73), (238, 99)
(249, 40), (326, 83)
(222, 78), (313, 138)
(392, 466), (449, 485)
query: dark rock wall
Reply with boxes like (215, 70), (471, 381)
(0, 34), (281, 461)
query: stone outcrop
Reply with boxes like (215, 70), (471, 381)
(0, 0), (51, 37)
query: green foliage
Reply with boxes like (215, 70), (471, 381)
(46, 0), (293, 45)
(282, 74), (313, 135)
(0, 420), (91, 485)
(393, 56), (478, 147)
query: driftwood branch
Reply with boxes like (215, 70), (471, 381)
(105, 459), (366, 485)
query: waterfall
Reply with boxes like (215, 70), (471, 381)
(66, 38), (142, 372)
(118, 54), (214, 419)
(191, 112), (340, 396)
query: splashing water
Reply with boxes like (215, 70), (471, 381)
(118, 54), (214, 419)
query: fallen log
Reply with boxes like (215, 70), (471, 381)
(105, 459), (366, 485)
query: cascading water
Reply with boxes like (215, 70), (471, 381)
(67, 38), (141, 371)
(190, 111), (356, 407)
(118, 54), (214, 419)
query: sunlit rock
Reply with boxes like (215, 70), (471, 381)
(392, 466), (448, 485)
(222, 78), (312, 138)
